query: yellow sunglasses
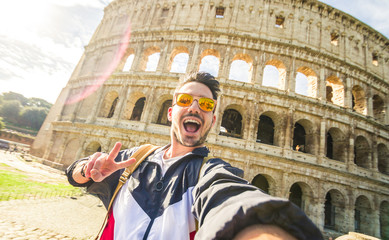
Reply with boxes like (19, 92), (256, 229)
(174, 93), (216, 112)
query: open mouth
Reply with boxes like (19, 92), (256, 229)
(183, 119), (201, 133)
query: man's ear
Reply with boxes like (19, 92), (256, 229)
(167, 107), (173, 121)
(211, 115), (216, 128)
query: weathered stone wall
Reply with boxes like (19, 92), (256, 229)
(31, 0), (389, 239)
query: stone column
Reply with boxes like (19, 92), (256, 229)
(282, 106), (294, 158)
(142, 86), (157, 124)
(318, 118), (326, 164)
(344, 77), (352, 109)
(113, 85), (129, 125)
(220, 46), (231, 79)
(187, 41), (200, 73)
(131, 42), (146, 71)
(287, 57), (296, 95)
(318, 67), (326, 101)
(156, 42), (169, 73)
(366, 85), (373, 118)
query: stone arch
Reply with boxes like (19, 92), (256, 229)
(295, 67), (318, 98)
(156, 96), (173, 126)
(373, 94), (385, 123)
(352, 85), (367, 115)
(326, 76), (344, 106)
(354, 135), (371, 169)
(380, 200), (389, 240)
(251, 174), (276, 195)
(220, 105), (244, 138)
(354, 195), (373, 236)
(324, 189), (346, 233)
(198, 49), (220, 77)
(288, 182), (314, 214)
(119, 48), (135, 71)
(293, 119), (315, 154)
(262, 59), (286, 90)
(99, 91), (119, 118)
(61, 138), (80, 168)
(256, 112), (276, 146)
(130, 97), (146, 121)
(141, 46), (161, 71)
(228, 53), (253, 83)
(169, 46), (189, 73)
(326, 127), (346, 162)
(124, 92), (146, 120)
(377, 143), (389, 175)
(84, 141), (102, 157)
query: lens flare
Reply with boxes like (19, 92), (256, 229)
(65, 22), (132, 105)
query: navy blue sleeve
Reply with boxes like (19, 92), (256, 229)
(192, 158), (323, 240)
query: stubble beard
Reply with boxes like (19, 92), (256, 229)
(172, 123), (212, 147)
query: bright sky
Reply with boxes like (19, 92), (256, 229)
(0, 0), (388, 104)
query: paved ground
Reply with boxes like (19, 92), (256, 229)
(0, 150), (106, 240)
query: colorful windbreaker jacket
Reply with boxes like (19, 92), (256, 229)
(66, 146), (323, 240)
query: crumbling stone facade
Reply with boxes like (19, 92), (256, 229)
(31, 0), (389, 238)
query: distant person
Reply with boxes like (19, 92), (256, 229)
(66, 72), (323, 239)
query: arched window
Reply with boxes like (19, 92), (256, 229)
(146, 53), (160, 71)
(84, 141), (102, 157)
(326, 76), (344, 106)
(324, 190), (346, 232)
(295, 67), (317, 98)
(262, 60), (286, 89)
(373, 94), (385, 123)
(130, 97), (146, 121)
(170, 53), (189, 73)
(354, 136), (371, 169)
(378, 143), (389, 175)
(352, 86), (367, 115)
(99, 91), (119, 118)
(251, 174), (269, 194)
(289, 183), (303, 209)
(169, 47), (189, 73)
(355, 196), (373, 236)
(141, 46), (160, 71)
(198, 49), (220, 77)
(324, 193), (335, 229)
(293, 123), (306, 152)
(380, 201), (389, 240)
(220, 109), (243, 138)
(107, 97), (118, 118)
(256, 115), (274, 145)
(123, 54), (134, 71)
(228, 54), (253, 83)
(326, 128), (346, 162)
(157, 100), (172, 126)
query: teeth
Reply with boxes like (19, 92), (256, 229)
(184, 119), (200, 125)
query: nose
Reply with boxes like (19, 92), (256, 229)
(188, 99), (201, 113)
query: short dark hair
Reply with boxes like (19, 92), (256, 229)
(176, 72), (220, 100)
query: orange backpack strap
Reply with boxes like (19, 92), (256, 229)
(95, 144), (160, 240)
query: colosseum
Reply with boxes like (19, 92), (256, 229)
(31, 0), (389, 238)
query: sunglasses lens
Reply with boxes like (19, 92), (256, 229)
(176, 94), (193, 107)
(199, 98), (215, 112)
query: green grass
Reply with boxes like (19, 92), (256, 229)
(0, 165), (82, 201)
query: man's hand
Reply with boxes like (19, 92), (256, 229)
(83, 142), (136, 182)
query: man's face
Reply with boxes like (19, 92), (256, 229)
(168, 82), (216, 148)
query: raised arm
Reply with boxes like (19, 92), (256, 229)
(72, 142), (136, 183)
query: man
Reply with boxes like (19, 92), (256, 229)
(66, 72), (323, 240)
